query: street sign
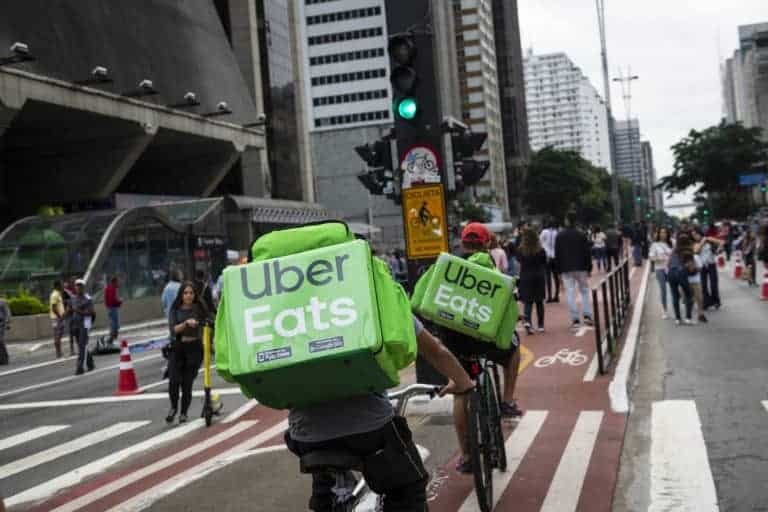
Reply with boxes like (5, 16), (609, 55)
(401, 143), (441, 189)
(738, 173), (766, 186)
(402, 184), (449, 259)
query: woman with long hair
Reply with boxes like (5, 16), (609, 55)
(517, 227), (547, 335)
(649, 227), (673, 318)
(667, 234), (695, 325)
(166, 281), (209, 423)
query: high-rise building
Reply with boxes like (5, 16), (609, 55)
(614, 118), (643, 186)
(452, 0), (509, 219)
(490, 0), (530, 217)
(641, 141), (662, 210)
(523, 51), (611, 171)
(721, 22), (768, 140)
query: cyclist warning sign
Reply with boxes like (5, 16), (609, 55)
(401, 144), (441, 189)
(402, 184), (449, 259)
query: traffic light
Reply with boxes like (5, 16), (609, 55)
(703, 208), (710, 217)
(354, 138), (401, 202)
(761, 184), (767, 193)
(389, 35), (418, 121)
(635, 195), (642, 203)
(450, 130), (489, 193)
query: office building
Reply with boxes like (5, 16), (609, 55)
(641, 141), (662, 209)
(523, 51), (611, 171)
(721, 22), (768, 139)
(453, 0), (510, 218)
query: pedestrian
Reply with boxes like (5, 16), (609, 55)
(161, 270), (182, 318)
(692, 230), (722, 309)
(591, 226), (608, 272)
(49, 280), (67, 358)
(517, 227), (547, 335)
(104, 276), (122, 346)
(630, 222), (644, 266)
(166, 281), (209, 424)
(71, 278), (95, 375)
(741, 231), (758, 287)
(194, 270), (216, 314)
(667, 234), (695, 325)
(540, 220), (560, 303)
(489, 234), (509, 274)
(0, 296), (10, 365)
(605, 224), (621, 270)
(649, 228), (673, 319)
(63, 278), (77, 356)
(555, 213), (594, 330)
(686, 248), (707, 323)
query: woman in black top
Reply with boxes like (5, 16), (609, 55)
(166, 281), (209, 423)
(517, 228), (547, 335)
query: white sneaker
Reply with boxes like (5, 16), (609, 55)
(675, 319), (681, 326)
(661, 312), (669, 320)
(537, 327), (545, 333)
(683, 318), (693, 325)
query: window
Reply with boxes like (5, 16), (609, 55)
(308, 27), (383, 46)
(306, 6), (381, 25)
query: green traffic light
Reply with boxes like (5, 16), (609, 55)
(397, 97), (417, 120)
(703, 209), (709, 216)
(635, 196), (641, 203)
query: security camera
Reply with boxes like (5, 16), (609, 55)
(257, 113), (267, 122)
(92, 66), (108, 79)
(184, 91), (197, 104)
(139, 79), (154, 90)
(217, 101), (230, 112)
(10, 42), (29, 55)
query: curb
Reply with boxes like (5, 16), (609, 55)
(609, 262), (651, 414)
(6, 319), (167, 347)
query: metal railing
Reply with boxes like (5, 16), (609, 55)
(591, 258), (631, 374)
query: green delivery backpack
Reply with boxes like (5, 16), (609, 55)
(215, 221), (417, 409)
(411, 251), (518, 349)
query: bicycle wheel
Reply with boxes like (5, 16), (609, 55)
(467, 388), (494, 512)
(490, 365), (507, 471)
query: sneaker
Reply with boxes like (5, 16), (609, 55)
(683, 318), (693, 325)
(698, 315), (708, 323)
(500, 401), (523, 418)
(524, 323), (534, 335)
(455, 457), (473, 474)
(570, 320), (581, 330)
(675, 319), (681, 326)
(661, 310), (669, 319)
(179, 413), (188, 424)
(583, 316), (594, 326)
(75, 368), (84, 375)
(165, 408), (177, 424)
(537, 327), (545, 333)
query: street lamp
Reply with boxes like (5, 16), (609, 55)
(0, 42), (35, 66)
(74, 66), (113, 85)
(167, 91), (200, 109)
(203, 101), (233, 117)
(123, 79), (158, 98)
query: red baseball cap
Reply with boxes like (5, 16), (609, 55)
(461, 222), (491, 244)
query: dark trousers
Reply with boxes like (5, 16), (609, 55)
(701, 263), (720, 308)
(606, 248), (620, 270)
(524, 301), (545, 328)
(545, 258), (560, 300)
(668, 272), (693, 321)
(286, 417), (428, 512)
(168, 342), (203, 414)
(0, 332), (8, 365)
(73, 327), (93, 372)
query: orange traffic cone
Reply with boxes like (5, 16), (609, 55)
(761, 266), (768, 301)
(115, 340), (143, 395)
(733, 251), (743, 280)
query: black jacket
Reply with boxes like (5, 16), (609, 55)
(555, 228), (592, 274)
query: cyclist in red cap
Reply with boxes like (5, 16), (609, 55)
(443, 222), (523, 473)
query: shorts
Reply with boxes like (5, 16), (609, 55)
(442, 330), (517, 374)
(52, 318), (65, 338)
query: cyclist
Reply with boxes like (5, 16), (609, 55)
(285, 315), (475, 511)
(442, 222), (523, 474)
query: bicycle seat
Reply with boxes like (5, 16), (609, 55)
(299, 449), (364, 473)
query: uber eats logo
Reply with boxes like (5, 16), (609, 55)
(433, 261), (502, 323)
(240, 254), (358, 344)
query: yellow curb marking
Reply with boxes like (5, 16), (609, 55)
(519, 344), (534, 375)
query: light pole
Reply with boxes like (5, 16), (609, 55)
(595, 0), (620, 223)
(613, 68), (640, 221)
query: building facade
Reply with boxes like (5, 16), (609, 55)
(614, 118), (643, 185)
(452, 0), (509, 218)
(641, 141), (662, 210)
(523, 51), (611, 171)
(721, 22), (768, 140)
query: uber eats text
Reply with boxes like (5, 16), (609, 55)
(433, 261), (501, 322)
(240, 255), (357, 344)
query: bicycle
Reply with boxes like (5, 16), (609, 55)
(298, 384), (441, 512)
(533, 348), (588, 368)
(459, 350), (508, 512)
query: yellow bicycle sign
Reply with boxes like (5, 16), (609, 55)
(402, 184), (449, 259)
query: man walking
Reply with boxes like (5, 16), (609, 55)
(555, 214), (594, 330)
(50, 281), (66, 358)
(104, 276), (122, 346)
(540, 220), (560, 303)
(0, 296), (10, 365)
(604, 224), (622, 270)
(71, 279), (95, 375)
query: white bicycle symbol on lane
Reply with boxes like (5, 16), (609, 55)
(534, 348), (589, 368)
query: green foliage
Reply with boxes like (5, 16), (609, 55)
(659, 120), (767, 218)
(7, 286), (48, 316)
(456, 199), (492, 223)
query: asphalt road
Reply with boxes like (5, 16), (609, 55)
(615, 266), (768, 512)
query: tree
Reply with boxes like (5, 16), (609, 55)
(659, 120), (767, 218)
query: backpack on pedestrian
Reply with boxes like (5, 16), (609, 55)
(214, 221), (417, 409)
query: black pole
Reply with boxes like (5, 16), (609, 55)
(593, 288), (605, 374)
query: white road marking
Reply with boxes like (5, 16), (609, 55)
(6, 419), (205, 507)
(459, 411), (548, 512)
(223, 399), (259, 423)
(583, 354), (599, 382)
(138, 366), (204, 392)
(27, 343), (43, 352)
(540, 411), (603, 512)
(609, 263), (651, 413)
(107, 422), (289, 512)
(0, 421), (149, 480)
(574, 326), (593, 337)
(649, 400), (718, 512)
(0, 388), (244, 410)
(0, 354), (161, 400)
(0, 425), (70, 452)
(0, 356), (77, 378)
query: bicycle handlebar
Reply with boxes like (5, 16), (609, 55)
(387, 384), (442, 417)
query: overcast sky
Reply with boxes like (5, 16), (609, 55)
(518, 0), (766, 207)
